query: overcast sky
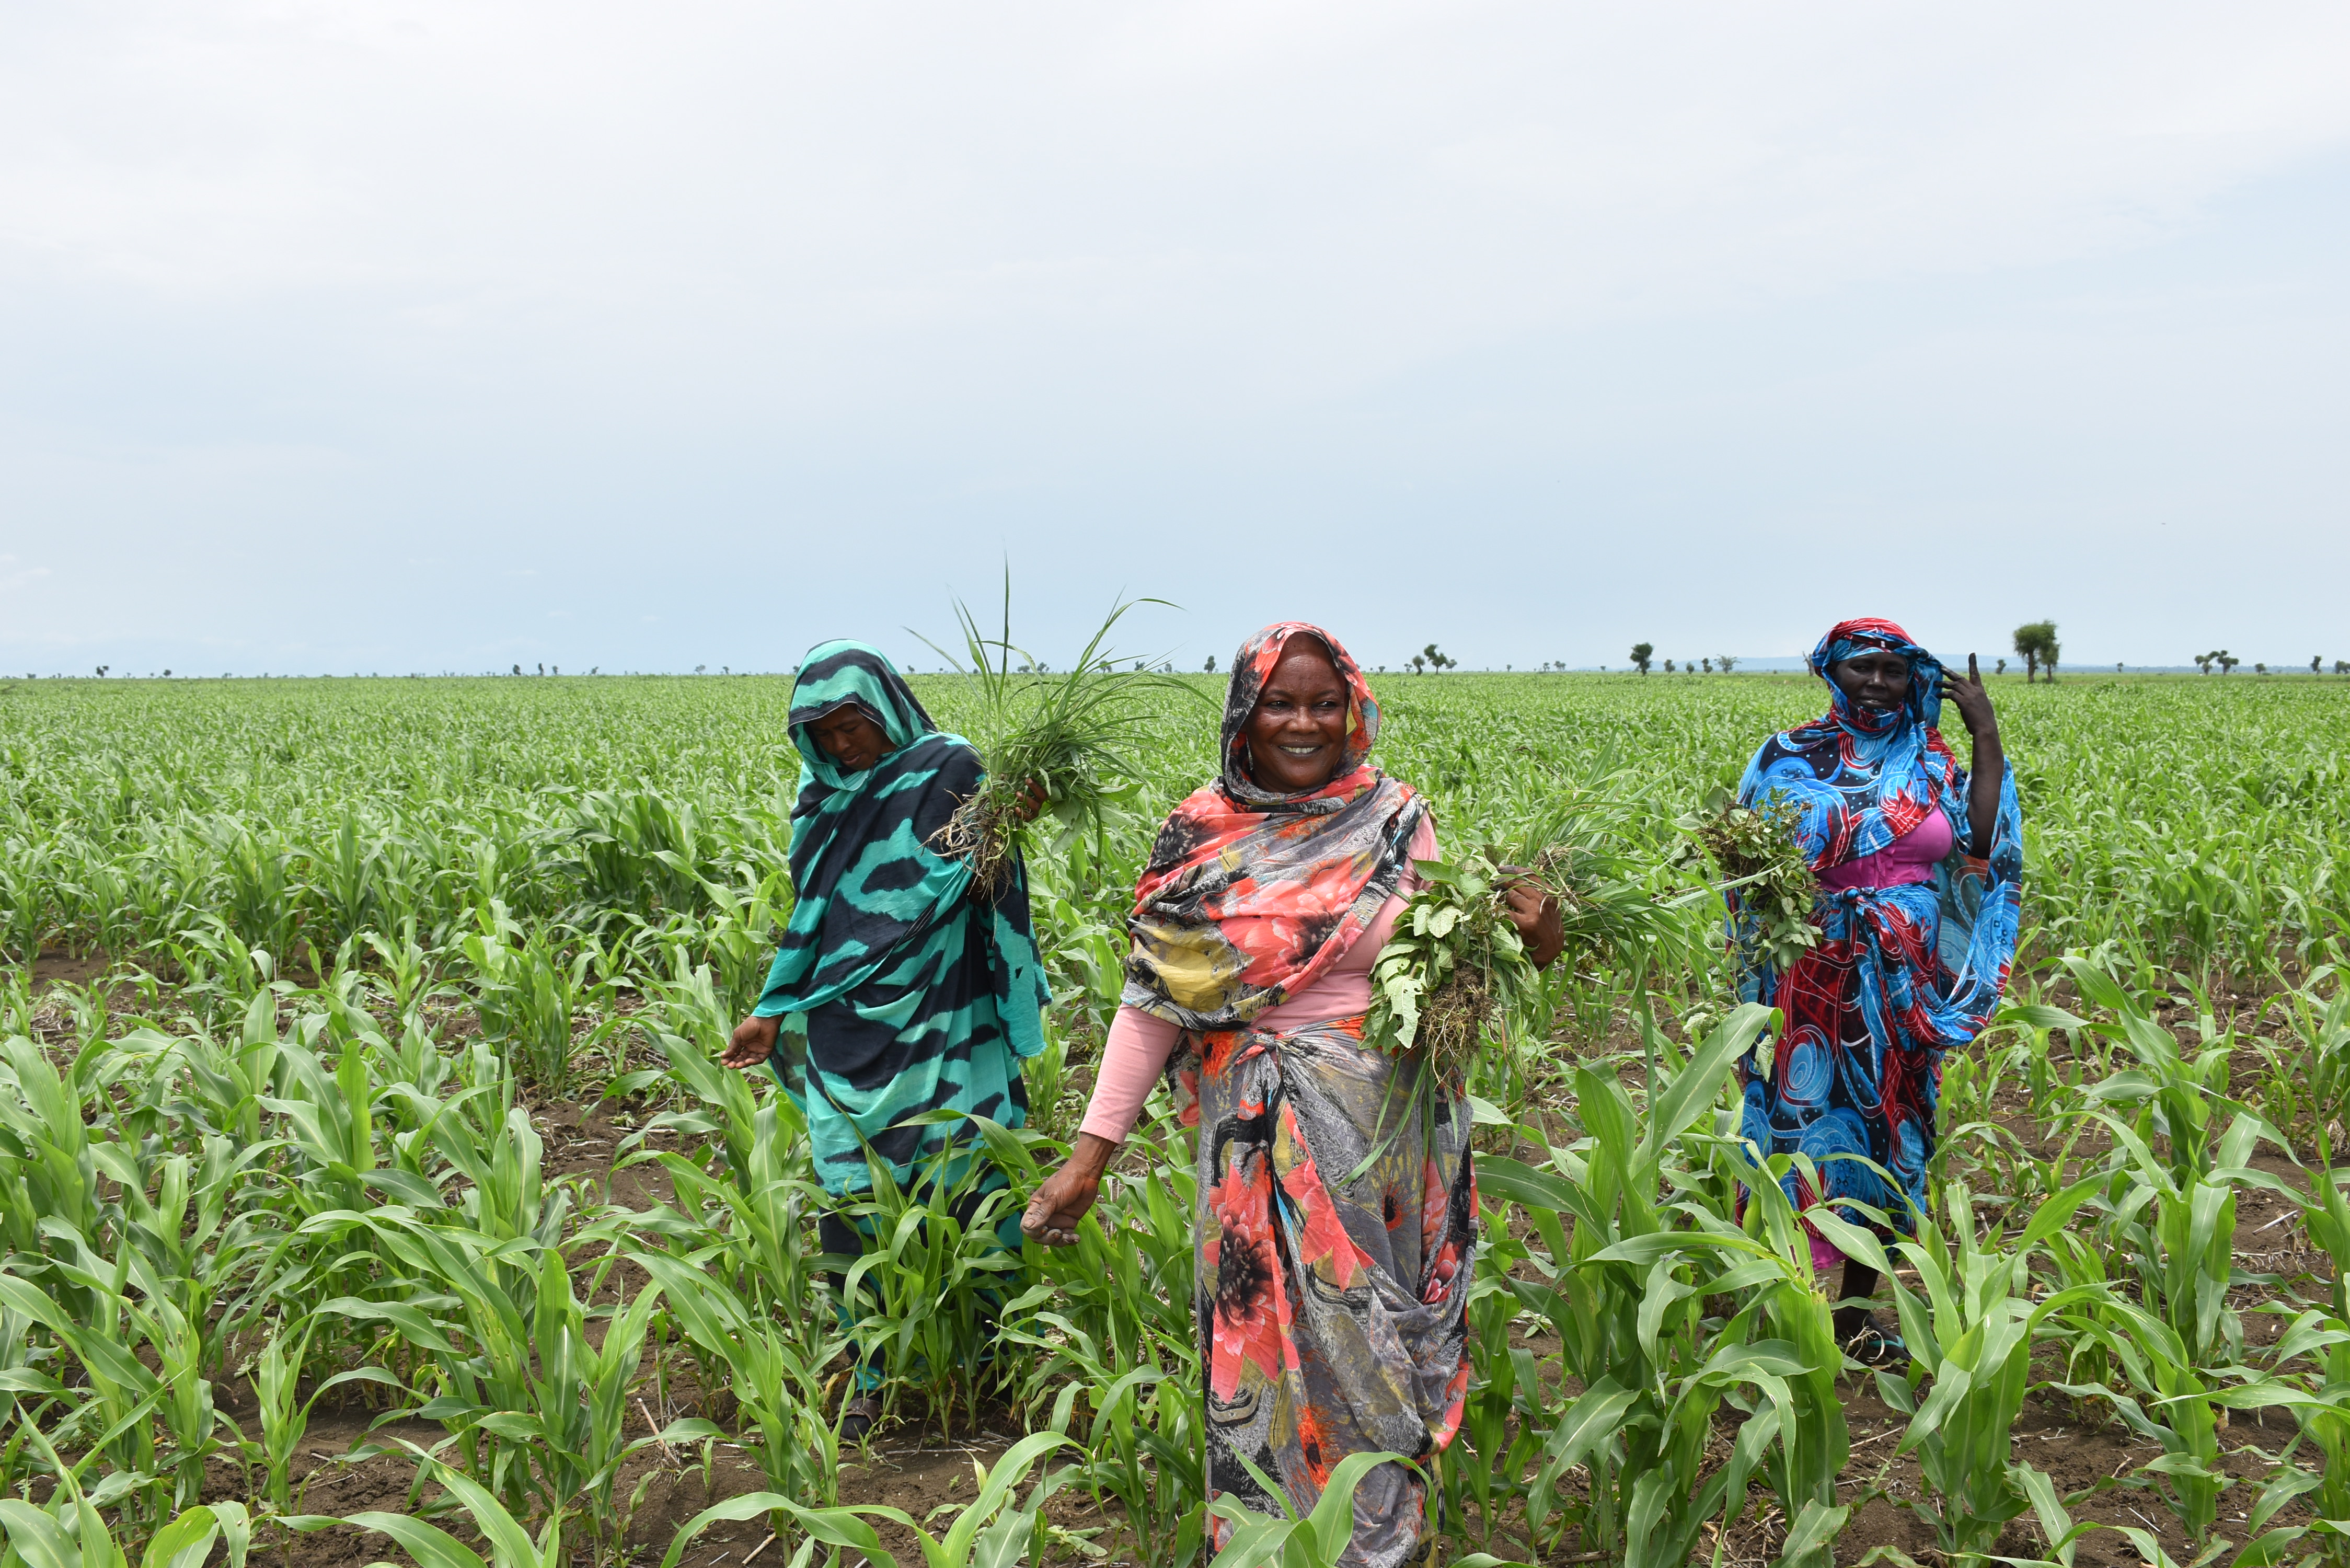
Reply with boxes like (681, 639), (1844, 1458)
(3, 3), (2347, 677)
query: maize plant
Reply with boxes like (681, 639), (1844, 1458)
(1472, 1002), (1838, 1567)
(1, 1421), (250, 1568)
(1824, 1178), (2104, 1561)
(627, 1246), (843, 1516)
(654, 1432), (1076, 1568)
(830, 1117), (1030, 1433)
(980, 1108), (1205, 1564)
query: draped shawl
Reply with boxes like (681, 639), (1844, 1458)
(1121, 623), (1427, 1032)
(1732, 617), (2023, 1230)
(755, 640), (1047, 1196)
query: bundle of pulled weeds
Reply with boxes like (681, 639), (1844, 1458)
(918, 585), (1200, 898)
(1365, 783), (1668, 1081)
(1671, 783), (1821, 975)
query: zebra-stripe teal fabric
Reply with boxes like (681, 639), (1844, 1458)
(755, 640), (1047, 1196)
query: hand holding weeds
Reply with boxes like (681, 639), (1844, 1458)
(1498, 874), (1566, 969)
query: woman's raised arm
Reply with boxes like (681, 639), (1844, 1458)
(1945, 652), (2003, 851)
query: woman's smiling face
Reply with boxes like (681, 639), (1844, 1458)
(1243, 641), (1351, 792)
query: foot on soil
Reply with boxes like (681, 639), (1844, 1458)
(840, 1394), (883, 1444)
(1843, 1315), (1911, 1370)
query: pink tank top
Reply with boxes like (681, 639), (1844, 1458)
(1815, 811), (1953, 892)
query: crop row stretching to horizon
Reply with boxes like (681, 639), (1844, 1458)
(2, 670), (2348, 1568)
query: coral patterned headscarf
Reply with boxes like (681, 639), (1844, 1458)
(1121, 624), (1428, 1032)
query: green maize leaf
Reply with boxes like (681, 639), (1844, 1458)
(1473, 1155), (1576, 1213)
(1778, 1500), (1850, 1567)
(655, 1495), (822, 1568)
(340, 1515), (489, 1568)
(2227, 1526), (2310, 1567)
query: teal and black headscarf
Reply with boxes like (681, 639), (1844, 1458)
(755, 640), (1048, 1196)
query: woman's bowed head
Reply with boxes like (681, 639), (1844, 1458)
(1020, 627), (1564, 1249)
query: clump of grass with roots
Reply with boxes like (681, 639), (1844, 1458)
(1367, 774), (1669, 1084)
(914, 580), (1204, 897)
(1672, 783), (1821, 977)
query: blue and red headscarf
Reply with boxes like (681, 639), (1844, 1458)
(1743, 616), (1965, 874)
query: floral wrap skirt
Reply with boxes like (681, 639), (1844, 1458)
(1168, 1014), (1477, 1568)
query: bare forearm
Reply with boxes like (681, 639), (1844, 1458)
(1065, 1131), (1118, 1179)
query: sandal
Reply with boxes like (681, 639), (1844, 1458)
(839, 1393), (883, 1444)
(1842, 1316), (1911, 1370)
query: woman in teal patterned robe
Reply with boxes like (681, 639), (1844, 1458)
(721, 640), (1049, 1433)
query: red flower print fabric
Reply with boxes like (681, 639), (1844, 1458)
(1183, 1017), (1476, 1568)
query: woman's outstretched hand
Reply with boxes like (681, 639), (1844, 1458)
(1502, 881), (1566, 969)
(1011, 777), (1049, 825)
(1023, 1132), (1117, 1247)
(1946, 653), (1999, 737)
(719, 1013), (781, 1070)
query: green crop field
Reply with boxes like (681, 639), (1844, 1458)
(3, 669), (2348, 1568)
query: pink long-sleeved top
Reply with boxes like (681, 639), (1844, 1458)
(1076, 816), (1437, 1146)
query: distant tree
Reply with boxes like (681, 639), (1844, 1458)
(2218, 652), (2239, 674)
(1630, 642), (1654, 675)
(1204, 654), (1217, 673)
(1701, 657), (1713, 673)
(2115, 662), (2123, 672)
(1410, 654), (1426, 674)
(2012, 621), (2059, 683)
(2255, 663), (2269, 675)
(2194, 652), (2215, 674)
(1720, 654), (1738, 674)
(2314, 656), (2324, 674)
(163, 668), (171, 677)
(2335, 661), (2349, 676)
(95, 665), (108, 677)
(1995, 658), (2007, 676)
(1422, 643), (1456, 672)
(1664, 659), (1675, 673)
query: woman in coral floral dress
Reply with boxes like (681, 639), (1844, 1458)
(1024, 624), (1562, 1568)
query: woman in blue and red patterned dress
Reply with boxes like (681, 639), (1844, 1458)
(1733, 618), (2023, 1364)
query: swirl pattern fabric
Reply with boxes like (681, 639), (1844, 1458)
(754, 641), (1047, 1196)
(1121, 622), (1428, 1032)
(1169, 1017), (1473, 1568)
(1731, 618), (2023, 1234)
